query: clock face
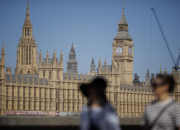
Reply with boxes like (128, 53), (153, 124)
(128, 47), (132, 55)
(116, 46), (123, 55)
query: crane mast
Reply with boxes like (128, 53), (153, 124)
(151, 8), (180, 72)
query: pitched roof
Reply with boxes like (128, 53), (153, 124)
(119, 5), (128, 25)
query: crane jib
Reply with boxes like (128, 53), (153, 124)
(151, 8), (180, 72)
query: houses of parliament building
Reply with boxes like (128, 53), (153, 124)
(0, 2), (180, 117)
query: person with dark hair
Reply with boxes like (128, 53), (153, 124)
(80, 77), (121, 130)
(142, 74), (180, 130)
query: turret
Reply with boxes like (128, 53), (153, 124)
(6, 67), (11, 74)
(80, 71), (83, 81)
(39, 49), (42, 66)
(1, 44), (5, 65)
(46, 50), (49, 65)
(145, 69), (150, 85)
(160, 67), (162, 74)
(60, 50), (63, 69)
(90, 58), (95, 72)
(53, 49), (56, 66)
(59, 50), (63, 81)
(85, 72), (87, 81)
(104, 58), (107, 71)
(98, 57), (101, 73)
(89, 57), (96, 76)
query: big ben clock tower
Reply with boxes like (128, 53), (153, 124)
(112, 5), (134, 84)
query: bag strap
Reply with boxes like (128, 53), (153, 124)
(147, 100), (174, 130)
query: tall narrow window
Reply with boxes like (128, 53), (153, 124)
(29, 101), (31, 110)
(39, 88), (41, 98)
(34, 101), (36, 110)
(12, 86), (14, 97)
(29, 87), (31, 97)
(50, 102), (52, 110)
(43, 71), (45, 77)
(34, 88), (36, 97)
(50, 89), (52, 98)
(56, 103), (58, 110)
(18, 87), (20, 97)
(40, 101), (41, 110)
(44, 101), (46, 110)
(12, 100), (14, 110)
(21, 47), (23, 65)
(6, 87), (8, 96)
(56, 90), (58, 98)
(6, 100), (8, 109)
(29, 47), (31, 65)
(23, 101), (25, 110)
(57, 71), (59, 79)
(114, 93), (117, 101)
(26, 47), (28, 65)
(27, 28), (29, 36)
(25, 28), (27, 36)
(49, 71), (51, 79)
(45, 89), (47, 98)
(23, 87), (25, 97)
(18, 100), (20, 110)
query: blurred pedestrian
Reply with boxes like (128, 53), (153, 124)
(142, 74), (180, 130)
(80, 77), (121, 130)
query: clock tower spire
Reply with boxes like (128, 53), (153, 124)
(67, 42), (78, 74)
(112, 5), (134, 84)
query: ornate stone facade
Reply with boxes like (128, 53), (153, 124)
(15, 2), (38, 74)
(0, 2), (180, 117)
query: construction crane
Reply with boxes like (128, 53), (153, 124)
(151, 8), (180, 72)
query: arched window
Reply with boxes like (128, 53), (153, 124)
(43, 71), (45, 77)
(49, 71), (51, 79)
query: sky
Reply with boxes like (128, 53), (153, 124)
(0, 0), (180, 81)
